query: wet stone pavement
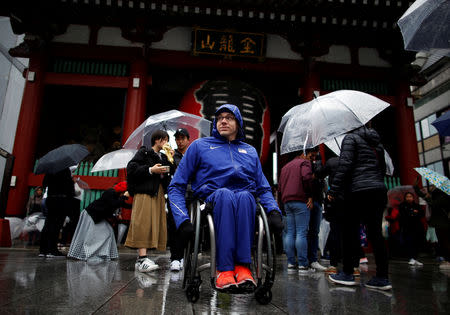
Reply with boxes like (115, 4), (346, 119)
(0, 248), (449, 314)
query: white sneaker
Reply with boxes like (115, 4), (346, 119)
(298, 266), (310, 274)
(135, 271), (157, 288)
(439, 261), (450, 270)
(135, 258), (159, 272)
(311, 261), (327, 271)
(414, 260), (423, 267)
(359, 257), (368, 264)
(170, 260), (182, 271)
(408, 258), (416, 265)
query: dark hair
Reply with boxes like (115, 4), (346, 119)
(151, 130), (169, 146)
(404, 192), (415, 201)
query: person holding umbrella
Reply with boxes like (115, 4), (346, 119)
(39, 167), (75, 258)
(327, 123), (392, 290)
(35, 144), (89, 258)
(125, 130), (174, 273)
(412, 175), (450, 270)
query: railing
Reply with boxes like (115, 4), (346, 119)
(385, 176), (401, 190)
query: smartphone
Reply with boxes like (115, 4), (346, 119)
(162, 166), (170, 173)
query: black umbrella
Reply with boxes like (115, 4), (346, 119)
(35, 144), (89, 174)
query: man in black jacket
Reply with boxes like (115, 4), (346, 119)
(168, 128), (191, 272)
(327, 125), (391, 291)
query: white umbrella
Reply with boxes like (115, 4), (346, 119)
(91, 149), (137, 173)
(397, 0), (450, 53)
(123, 110), (212, 149)
(324, 134), (395, 176)
(279, 90), (390, 155)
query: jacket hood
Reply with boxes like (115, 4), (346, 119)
(212, 104), (245, 141)
(352, 126), (381, 147)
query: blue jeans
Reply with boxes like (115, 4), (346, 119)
(308, 202), (323, 263)
(284, 201), (310, 267)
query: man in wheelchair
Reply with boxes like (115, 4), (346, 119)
(168, 104), (283, 292)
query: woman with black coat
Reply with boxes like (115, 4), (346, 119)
(125, 130), (174, 273)
(68, 181), (129, 261)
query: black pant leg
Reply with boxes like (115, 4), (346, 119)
(341, 204), (360, 275)
(167, 203), (185, 261)
(361, 190), (389, 279)
(329, 219), (342, 267)
(45, 197), (69, 254)
(435, 227), (450, 261)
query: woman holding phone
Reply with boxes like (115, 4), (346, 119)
(125, 130), (174, 272)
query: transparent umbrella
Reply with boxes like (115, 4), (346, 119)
(324, 134), (395, 176)
(279, 90), (390, 155)
(397, 0), (450, 53)
(91, 149), (137, 173)
(123, 110), (212, 149)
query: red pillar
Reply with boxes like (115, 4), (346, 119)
(5, 54), (46, 217)
(302, 64), (326, 164)
(122, 59), (147, 143)
(395, 81), (420, 185)
(120, 59), (148, 181)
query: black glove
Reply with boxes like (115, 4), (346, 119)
(178, 220), (194, 240)
(268, 211), (284, 234)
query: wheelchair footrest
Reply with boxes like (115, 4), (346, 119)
(211, 278), (256, 295)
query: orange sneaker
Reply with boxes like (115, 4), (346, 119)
(216, 270), (237, 290)
(234, 265), (256, 287)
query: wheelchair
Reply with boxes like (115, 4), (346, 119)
(182, 198), (276, 305)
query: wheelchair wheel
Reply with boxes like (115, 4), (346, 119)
(183, 201), (202, 302)
(253, 204), (276, 304)
(186, 284), (200, 303)
(255, 286), (272, 305)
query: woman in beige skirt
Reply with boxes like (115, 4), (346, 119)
(126, 130), (174, 272)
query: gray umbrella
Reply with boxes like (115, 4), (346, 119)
(35, 144), (89, 174)
(397, 0), (450, 52)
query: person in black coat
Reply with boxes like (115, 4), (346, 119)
(328, 125), (391, 290)
(68, 181), (129, 261)
(125, 130), (175, 273)
(39, 168), (75, 258)
(399, 192), (425, 266)
(168, 128), (191, 272)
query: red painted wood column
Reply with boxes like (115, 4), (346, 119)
(6, 54), (46, 217)
(395, 81), (420, 185)
(302, 63), (326, 164)
(120, 58), (148, 181)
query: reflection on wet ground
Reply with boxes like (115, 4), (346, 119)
(0, 248), (448, 314)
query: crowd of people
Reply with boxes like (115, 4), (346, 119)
(28, 103), (450, 294)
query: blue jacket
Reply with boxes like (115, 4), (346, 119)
(168, 104), (280, 228)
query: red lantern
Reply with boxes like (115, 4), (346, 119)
(180, 80), (271, 164)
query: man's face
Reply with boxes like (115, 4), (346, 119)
(175, 135), (189, 151)
(154, 137), (168, 151)
(216, 112), (238, 141)
(304, 151), (316, 161)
